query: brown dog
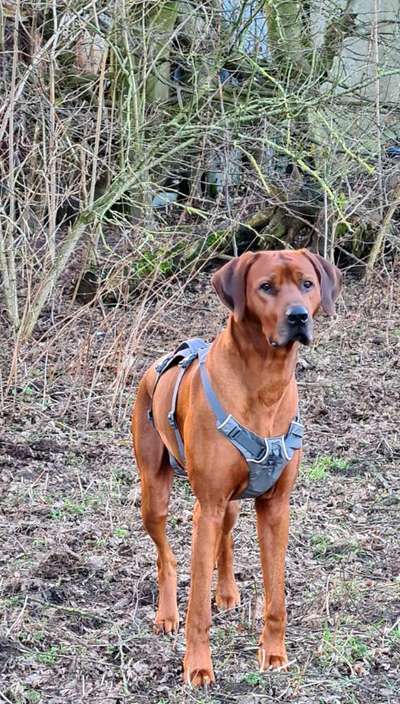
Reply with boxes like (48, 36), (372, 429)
(132, 249), (341, 686)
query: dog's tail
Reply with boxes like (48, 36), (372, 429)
(131, 372), (166, 475)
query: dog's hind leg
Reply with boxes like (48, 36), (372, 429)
(215, 501), (241, 610)
(132, 380), (179, 634)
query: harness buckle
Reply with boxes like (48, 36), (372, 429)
(167, 411), (176, 428)
(179, 352), (196, 368)
(226, 425), (242, 441)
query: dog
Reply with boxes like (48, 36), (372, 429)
(132, 248), (342, 686)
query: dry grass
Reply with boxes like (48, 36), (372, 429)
(1, 269), (399, 703)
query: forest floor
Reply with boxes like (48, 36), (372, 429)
(1, 270), (399, 704)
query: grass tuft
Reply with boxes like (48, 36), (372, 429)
(306, 455), (349, 480)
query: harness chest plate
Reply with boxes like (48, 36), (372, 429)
(149, 338), (303, 500)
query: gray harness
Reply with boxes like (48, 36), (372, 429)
(148, 338), (303, 500)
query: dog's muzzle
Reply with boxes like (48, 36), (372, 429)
(283, 305), (313, 346)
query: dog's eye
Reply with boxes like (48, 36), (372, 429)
(303, 280), (314, 290)
(260, 282), (273, 293)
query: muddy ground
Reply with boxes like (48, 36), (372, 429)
(1, 270), (399, 704)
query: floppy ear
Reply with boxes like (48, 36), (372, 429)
(212, 252), (256, 321)
(302, 251), (342, 316)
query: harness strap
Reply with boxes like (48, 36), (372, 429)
(150, 339), (208, 466)
(197, 347), (227, 425)
(168, 363), (187, 463)
(198, 348), (271, 461)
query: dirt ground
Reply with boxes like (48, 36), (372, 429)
(1, 269), (399, 704)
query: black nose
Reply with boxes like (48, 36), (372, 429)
(286, 305), (309, 326)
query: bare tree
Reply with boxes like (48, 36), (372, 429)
(0, 0), (399, 343)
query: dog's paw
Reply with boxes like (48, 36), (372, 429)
(183, 648), (215, 687)
(154, 609), (179, 635)
(215, 581), (240, 611)
(258, 646), (288, 672)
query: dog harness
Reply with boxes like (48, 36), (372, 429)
(148, 338), (303, 500)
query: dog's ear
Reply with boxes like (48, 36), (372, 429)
(302, 251), (342, 315)
(212, 252), (256, 321)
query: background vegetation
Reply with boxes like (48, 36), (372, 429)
(1, 1), (399, 347)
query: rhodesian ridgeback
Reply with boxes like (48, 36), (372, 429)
(132, 249), (342, 686)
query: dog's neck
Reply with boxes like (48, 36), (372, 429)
(209, 316), (299, 435)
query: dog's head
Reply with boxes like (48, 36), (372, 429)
(212, 249), (342, 348)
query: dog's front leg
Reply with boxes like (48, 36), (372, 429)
(255, 493), (290, 671)
(184, 499), (226, 686)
